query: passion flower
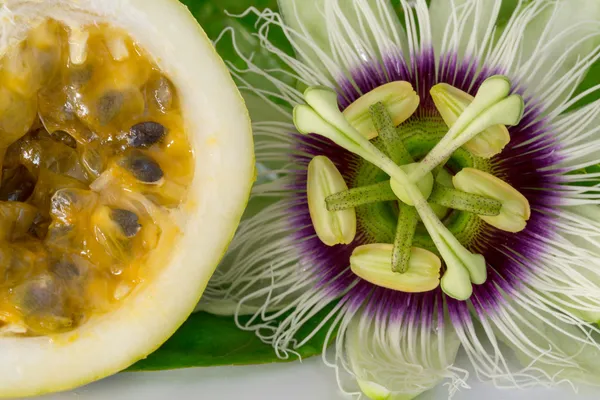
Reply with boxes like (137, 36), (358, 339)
(201, 0), (600, 398)
(0, 0), (253, 397)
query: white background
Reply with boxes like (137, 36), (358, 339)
(29, 350), (598, 400)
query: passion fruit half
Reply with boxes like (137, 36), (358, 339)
(0, 0), (253, 396)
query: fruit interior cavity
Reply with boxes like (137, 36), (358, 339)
(0, 19), (194, 336)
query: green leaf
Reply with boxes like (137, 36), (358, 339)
(179, 0), (292, 63)
(568, 59), (600, 112)
(129, 305), (337, 371)
(180, 0), (297, 123)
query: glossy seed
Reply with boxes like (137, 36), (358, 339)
(111, 208), (141, 238)
(81, 146), (107, 178)
(0, 165), (36, 202)
(125, 151), (164, 183)
(45, 224), (74, 245)
(28, 212), (50, 239)
(50, 260), (81, 281)
(13, 274), (73, 334)
(15, 275), (64, 314)
(96, 91), (124, 125)
(128, 121), (166, 148)
(153, 76), (173, 112)
(50, 130), (77, 148)
(70, 64), (93, 87)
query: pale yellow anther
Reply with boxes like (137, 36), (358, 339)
(68, 28), (89, 65)
(307, 156), (356, 246)
(350, 244), (441, 293)
(431, 83), (510, 158)
(390, 163), (434, 206)
(343, 81), (419, 140)
(453, 168), (531, 233)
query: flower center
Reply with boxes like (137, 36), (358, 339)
(348, 116), (494, 248)
(294, 77), (529, 301)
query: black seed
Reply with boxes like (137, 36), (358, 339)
(30, 128), (51, 141)
(15, 274), (76, 334)
(28, 213), (50, 239)
(50, 130), (77, 148)
(70, 65), (93, 87)
(125, 151), (164, 183)
(45, 224), (74, 250)
(111, 208), (141, 238)
(61, 101), (77, 121)
(97, 91), (124, 125)
(0, 165), (36, 202)
(128, 121), (166, 148)
(17, 276), (64, 314)
(51, 260), (80, 281)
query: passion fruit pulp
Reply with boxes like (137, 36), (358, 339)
(0, 20), (194, 336)
(0, 0), (253, 397)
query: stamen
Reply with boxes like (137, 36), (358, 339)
(411, 75), (524, 181)
(343, 81), (419, 140)
(428, 184), (502, 216)
(350, 244), (441, 293)
(325, 181), (396, 211)
(369, 102), (413, 165)
(392, 203), (418, 273)
(453, 168), (531, 233)
(307, 155), (357, 246)
(431, 83), (511, 158)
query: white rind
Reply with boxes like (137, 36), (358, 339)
(0, 0), (254, 397)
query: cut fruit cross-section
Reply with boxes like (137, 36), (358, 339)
(0, 0), (254, 397)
